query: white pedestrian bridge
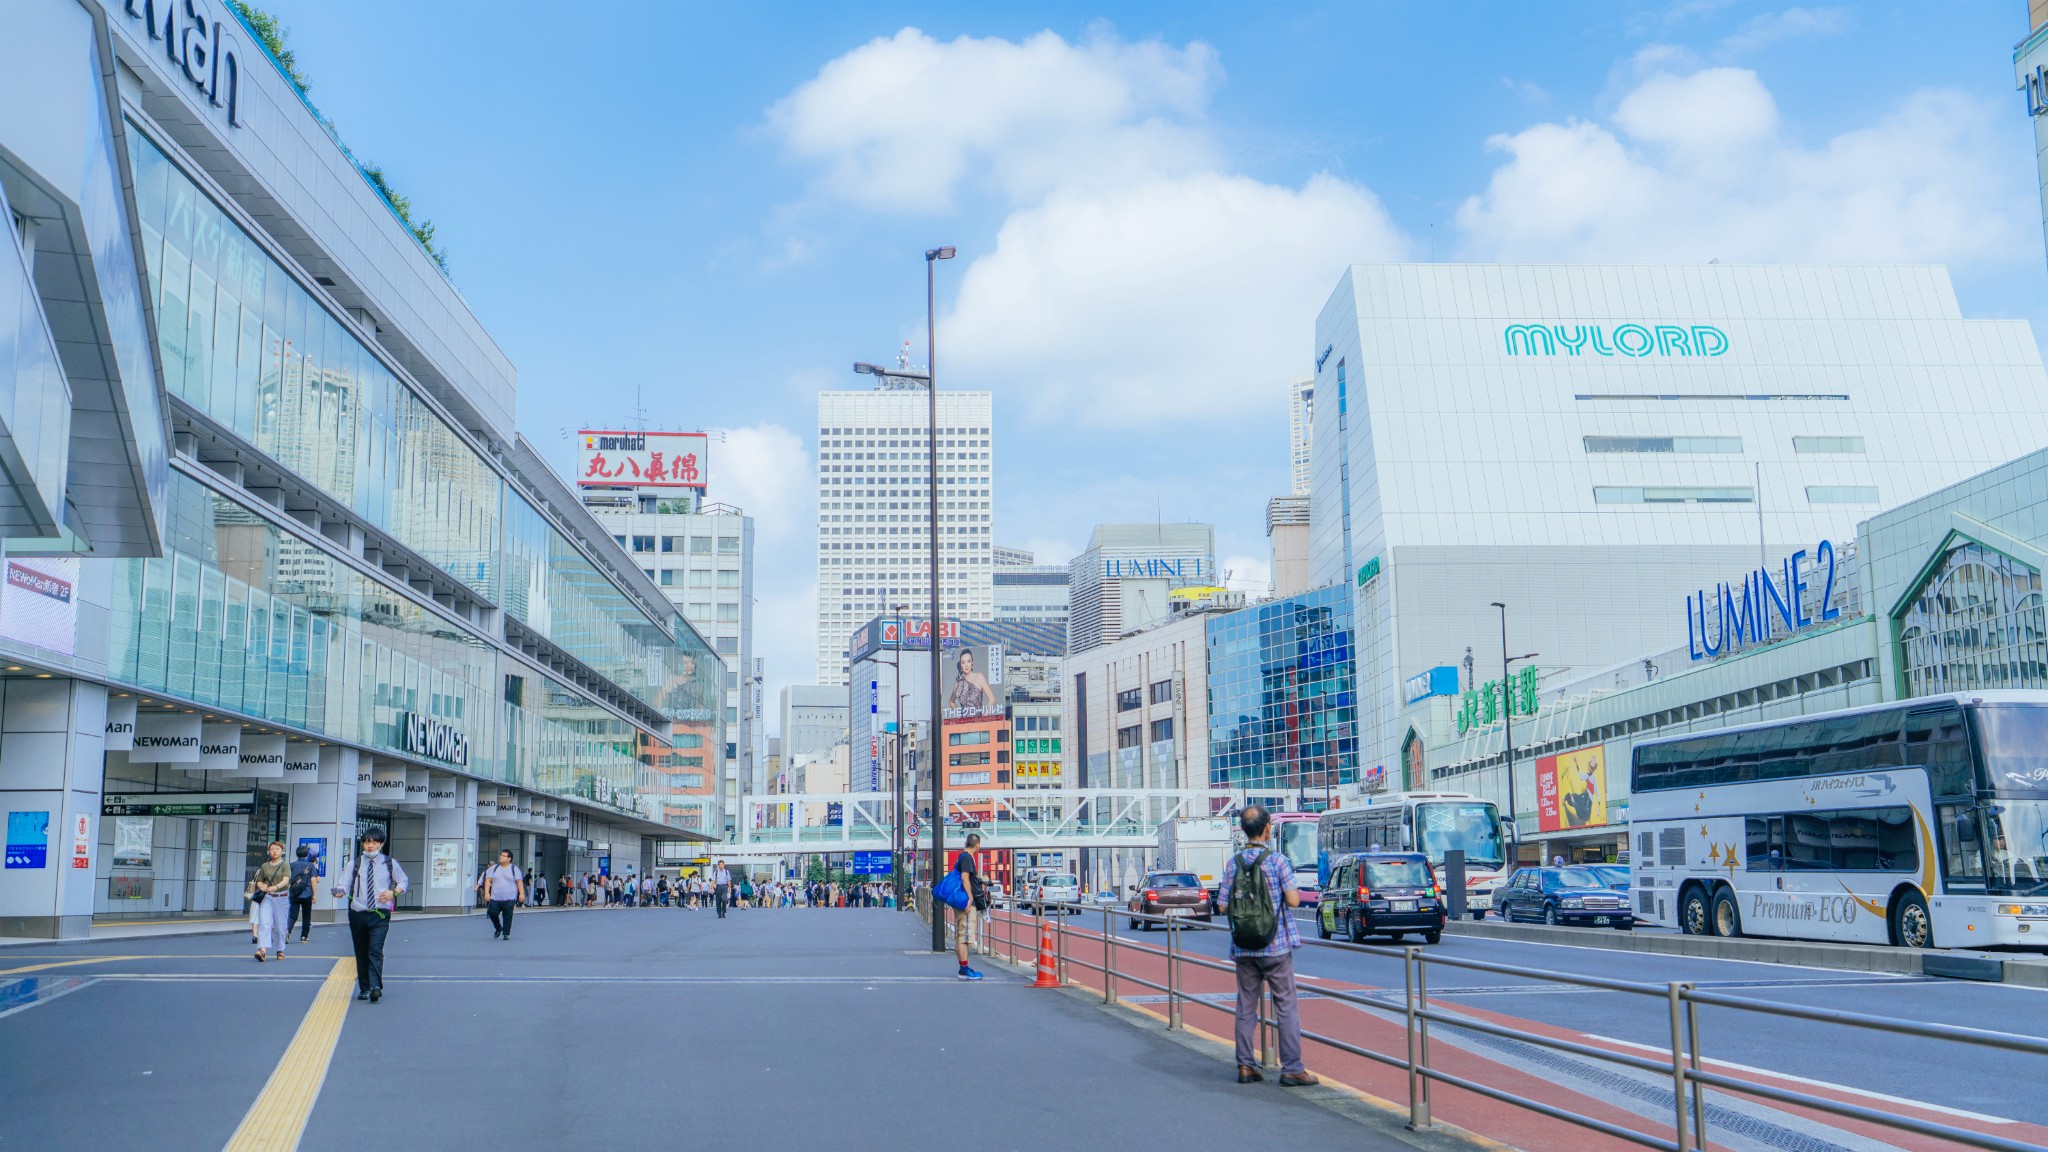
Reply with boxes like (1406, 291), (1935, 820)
(731, 788), (1247, 853)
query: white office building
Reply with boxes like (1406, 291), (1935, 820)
(1310, 263), (2048, 782)
(1289, 376), (1315, 497)
(1066, 524), (1217, 655)
(583, 473), (755, 837)
(816, 385), (994, 684)
(994, 565), (1070, 628)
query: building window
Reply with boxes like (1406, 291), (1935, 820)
(1806, 486), (1880, 504)
(717, 537), (740, 554)
(717, 637), (738, 654)
(1793, 436), (1865, 454)
(1150, 718), (1174, 742)
(949, 770), (992, 786)
(1148, 679), (1172, 704)
(949, 751), (991, 766)
(1582, 436), (1741, 454)
(1593, 486), (1754, 504)
(1116, 688), (1142, 712)
(690, 536), (712, 554)
(948, 730), (991, 746)
(688, 570), (712, 588)
(1898, 541), (2046, 698)
(659, 570), (677, 586)
(1116, 725), (1141, 749)
(716, 603), (740, 622)
(716, 570), (740, 588)
(661, 536), (679, 553)
(632, 535), (656, 553)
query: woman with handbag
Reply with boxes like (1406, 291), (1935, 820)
(250, 841), (292, 961)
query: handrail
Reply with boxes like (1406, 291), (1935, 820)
(980, 898), (2044, 1152)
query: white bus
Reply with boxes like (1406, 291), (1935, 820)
(1317, 793), (1508, 919)
(1630, 692), (2048, 949)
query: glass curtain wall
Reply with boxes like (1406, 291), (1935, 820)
(123, 124), (719, 734)
(1898, 542), (2048, 697)
(1206, 584), (1359, 795)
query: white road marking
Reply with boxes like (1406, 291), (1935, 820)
(1582, 1034), (2017, 1124)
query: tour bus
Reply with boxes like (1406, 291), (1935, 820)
(1630, 692), (2048, 949)
(1316, 793), (1508, 918)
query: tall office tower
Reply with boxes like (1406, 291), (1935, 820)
(1288, 377), (1315, 497)
(579, 430), (756, 836)
(816, 384), (995, 684)
(1066, 524), (1217, 654)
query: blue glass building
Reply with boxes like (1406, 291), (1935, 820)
(1205, 584), (1359, 805)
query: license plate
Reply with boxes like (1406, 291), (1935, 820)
(1167, 908), (1188, 917)
(1393, 900), (1416, 912)
(1592, 916), (1609, 925)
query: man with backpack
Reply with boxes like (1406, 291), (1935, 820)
(1221, 806), (1318, 1087)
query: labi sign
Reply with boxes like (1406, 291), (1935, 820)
(1687, 541), (1842, 661)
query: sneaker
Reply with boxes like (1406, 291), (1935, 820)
(368, 988), (382, 1003)
(957, 967), (984, 981)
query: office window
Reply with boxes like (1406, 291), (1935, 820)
(716, 570), (740, 588)
(632, 535), (656, 553)
(716, 603), (740, 622)
(688, 570), (712, 588)
(690, 536), (712, 554)
(716, 637), (738, 654)
(659, 570), (677, 586)
(949, 730), (991, 746)
(1807, 486), (1880, 504)
(1583, 436), (1742, 454)
(1594, 486), (1753, 504)
(1116, 688), (1142, 712)
(1148, 679), (1172, 704)
(661, 536), (680, 553)
(1116, 725), (1141, 749)
(1794, 436), (1866, 454)
(717, 537), (740, 554)
(949, 751), (991, 767)
(1150, 718), (1174, 742)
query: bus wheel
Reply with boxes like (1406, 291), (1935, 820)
(1891, 891), (1933, 949)
(1679, 886), (1711, 935)
(1711, 887), (1742, 938)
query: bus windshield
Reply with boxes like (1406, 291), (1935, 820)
(1983, 800), (2048, 897)
(1415, 802), (1505, 869)
(1277, 821), (1320, 872)
(1974, 705), (2048, 794)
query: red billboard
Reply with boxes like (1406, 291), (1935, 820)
(577, 430), (708, 489)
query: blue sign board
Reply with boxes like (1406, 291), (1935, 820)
(851, 851), (892, 875)
(298, 836), (328, 877)
(1404, 665), (1460, 704)
(5, 811), (49, 869)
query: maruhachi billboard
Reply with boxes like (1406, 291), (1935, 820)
(578, 430), (708, 490)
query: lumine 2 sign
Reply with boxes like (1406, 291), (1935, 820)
(1686, 541), (1842, 661)
(1503, 324), (1729, 358)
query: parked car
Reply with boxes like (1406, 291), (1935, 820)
(1128, 871), (1211, 928)
(1028, 873), (1080, 913)
(1316, 852), (1446, 945)
(1495, 866), (1632, 929)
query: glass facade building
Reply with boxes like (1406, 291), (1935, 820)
(1205, 584), (1359, 799)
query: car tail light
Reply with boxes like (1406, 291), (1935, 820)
(1357, 886), (1371, 902)
(1144, 889), (1158, 902)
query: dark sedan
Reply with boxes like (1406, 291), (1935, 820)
(1316, 853), (1446, 944)
(1128, 871), (1211, 928)
(1496, 866), (1632, 929)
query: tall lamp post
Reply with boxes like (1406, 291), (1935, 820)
(890, 603), (908, 906)
(852, 244), (955, 952)
(1488, 601), (1538, 864)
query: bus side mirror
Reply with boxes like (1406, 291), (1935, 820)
(1955, 813), (1978, 843)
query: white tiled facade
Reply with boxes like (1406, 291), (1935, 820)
(1288, 376), (1315, 497)
(1311, 263), (2048, 778)
(815, 390), (994, 684)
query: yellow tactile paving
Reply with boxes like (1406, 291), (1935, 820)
(220, 958), (354, 1152)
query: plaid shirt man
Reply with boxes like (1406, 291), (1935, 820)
(1220, 846), (1301, 958)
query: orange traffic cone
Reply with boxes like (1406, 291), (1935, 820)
(1032, 918), (1060, 988)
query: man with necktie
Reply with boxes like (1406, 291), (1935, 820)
(332, 827), (409, 1002)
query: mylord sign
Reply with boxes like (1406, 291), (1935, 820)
(1503, 324), (1729, 358)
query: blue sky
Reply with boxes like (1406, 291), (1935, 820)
(257, 1), (2048, 726)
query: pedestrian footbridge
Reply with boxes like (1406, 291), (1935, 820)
(734, 788), (1242, 852)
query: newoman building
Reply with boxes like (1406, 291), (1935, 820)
(0, 0), (718, 937)
(1310, 264), (2048, 801)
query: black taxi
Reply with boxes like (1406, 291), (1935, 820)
(1316, 852), (1446, 945)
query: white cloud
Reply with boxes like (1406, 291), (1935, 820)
(768, 27), (1219, 213)
(1457, 67), (2028, 267)
(1221, 553), (1271, 596)
(709, 424), (809, 539)
(1720, 7), (1850, 55)
(772, 28), (1408, 429)
(948, 174), (1405, 425)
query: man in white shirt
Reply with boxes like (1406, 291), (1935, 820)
(478, 849), (524, 941)
(714, 862), (732, 919)
(331, 827), (409, 1002)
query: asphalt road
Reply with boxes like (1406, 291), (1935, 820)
(1102, 905), (2048, 1127)
(0, 906), (1398, 1152)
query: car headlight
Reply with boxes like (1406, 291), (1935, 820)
(1561, 897), (1583, 908)
(1996, 903), (2048, 916)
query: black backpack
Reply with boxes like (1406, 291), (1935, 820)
(1227, 848), (1279, 950)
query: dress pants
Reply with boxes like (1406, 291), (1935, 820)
(1233, 952), (1305, 1074)
(287, 896), (315, 940)
(715, 884), (729, 918)
(348, 909), (390, 992)
(486, 899), (516, 937)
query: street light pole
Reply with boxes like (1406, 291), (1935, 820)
(925, 245), (955, 952)
(891, 603), (908, 907)
(1489, 601), (1537, 865)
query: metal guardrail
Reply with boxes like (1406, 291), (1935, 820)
(933, 898), (2048, 1152)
